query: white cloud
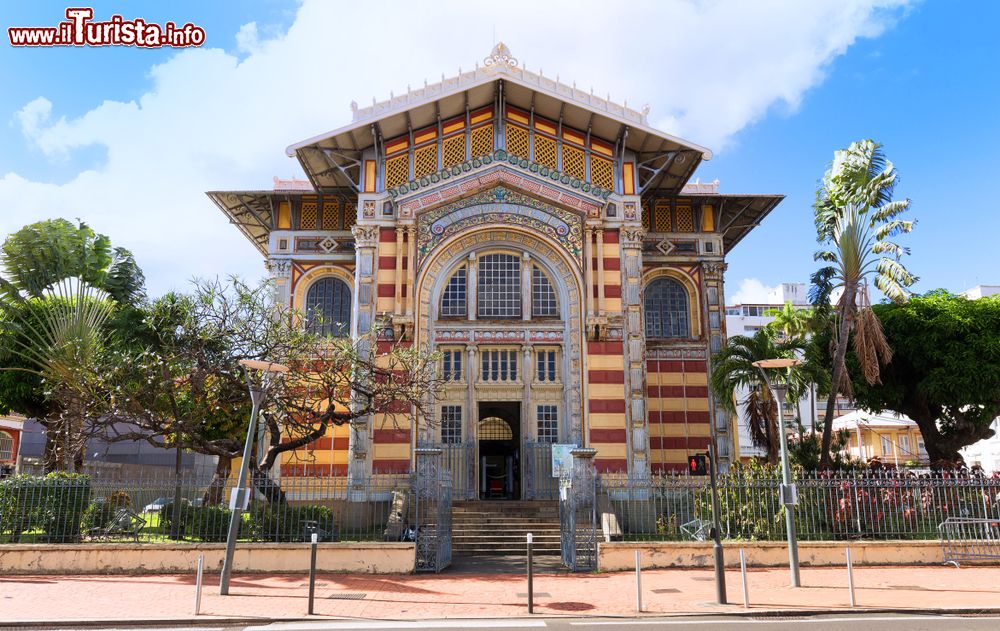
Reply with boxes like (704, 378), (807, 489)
(729, 278), (780, 305)
(1, 0), (912, 296)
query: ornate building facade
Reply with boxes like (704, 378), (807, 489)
(209, 45), (781, 497)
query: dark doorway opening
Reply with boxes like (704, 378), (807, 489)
(478, 402), (520, 500)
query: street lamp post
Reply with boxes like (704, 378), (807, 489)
(219, 359), (289, 596)
(752, 358), (802, 588)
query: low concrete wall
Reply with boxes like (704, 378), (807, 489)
(598, 540), (957, 571)
(0, 542), (415, 575)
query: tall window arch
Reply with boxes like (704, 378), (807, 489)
(531, 265), (558, 317)
(440, 266), (467, 317)
(644, 277), (690, 338)
(477, 253), (521, 319)
(305, 277), (351, 337)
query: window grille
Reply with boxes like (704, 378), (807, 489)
(641, 200), (652, 231)
(480, 349), (519, 382)
(590, 155), (615, 190)
(321, 200), (340, 230)
(536, 406), (558, 443)
(300, 201), (318, 230)
(478, 416), (514, 441)
(562, 145), (586, 180)
(441, 405), (462, 444)
(414, 144), (438, 179)
(643, 277), (690, 338)
(440, 266), (467, 317)
(385, 154), (409, 188)
(442, 349), (463, 381)
(531, 266), (558, 317)
(442, 134), (466, 168)
(676, 205), (695, 232)
(305, 277), (351, 337)
(506, 125), (530, 160)
(533, 134), (558, 170)
(0, 431), (12, 461)
(536, 349), (557, 382)
(344, 202), (357, 229)
(477, 254), (521, 319)
(654, 202), (671, 232)
(470, 124), (494, 157)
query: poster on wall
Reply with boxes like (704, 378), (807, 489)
(551, 443), (578, 478)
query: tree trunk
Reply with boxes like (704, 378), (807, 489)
(204, 455), (232, 505)
(43, 426), (60, 474)
(820, 284), (857, 469)
(251, 468), (287, 505)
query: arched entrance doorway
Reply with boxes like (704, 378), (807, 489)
(478, 403), (520, 499)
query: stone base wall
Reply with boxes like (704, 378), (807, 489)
(598, 540), (993, 571)
(0, 542), (415, 575)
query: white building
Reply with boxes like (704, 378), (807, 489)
(960, 285), (1000, 300)
(958, 284), (1000, 471)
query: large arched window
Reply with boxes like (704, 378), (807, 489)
(440, 266), (467, 317)
(477, 253), (521, 319)
(305, 277), (351, 337)
(644, 277), (690, 338)
(531, 266), (558, 317)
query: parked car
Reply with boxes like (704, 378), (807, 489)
(143, 497), (190, 513)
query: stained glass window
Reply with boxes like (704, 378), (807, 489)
(531, 266), (558, 317)
(441, 266), (467, 317)
(477, 254), (521, 318)
(643, 277), (690, 338)
(305, 277), (351, 337)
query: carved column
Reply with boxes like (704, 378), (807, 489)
(406, 225), (417, 316)
(521, 251), (532, 320)
(596, 227), (606, 316)
(522, 343), (534, 439)
(265, 258), (292, 309)
(584, 226), (594, 320)
(467, 253), (478, 321)
(394, 226), (405, 315)
(621, 226), (650, 482)
(348, 224), (379, 486)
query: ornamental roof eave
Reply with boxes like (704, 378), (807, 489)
(206, 188), (357, 256)
(285, 46), (713, 192)
(642, 191), (784, 252)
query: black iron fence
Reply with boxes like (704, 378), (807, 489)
(0, 473), (415, 544)
(602, 470), (1000, 542)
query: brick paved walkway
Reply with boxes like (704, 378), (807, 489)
(3, 565), (1000, 624)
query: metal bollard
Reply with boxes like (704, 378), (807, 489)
(527, 533), (534, 614)
(846, 547), (856, 608)
(635, 549), (642, 613)
(308, 533), (318, 615)
(194, 554), (204, 615)
(739, 549), (749, 609)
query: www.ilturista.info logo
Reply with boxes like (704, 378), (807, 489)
(8, 8), (206, 48)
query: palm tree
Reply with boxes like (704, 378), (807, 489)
(711, 329), (803, 464)
(766, 302), (813, 341)
(813, 140), (916, 468)
(0, 278), (115, 470)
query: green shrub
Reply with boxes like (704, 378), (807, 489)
(185, 504), (233, 542)
(248, 504), (337, 542)
(82, 489), (132, 531)
(0, 475), (42, 542)
(159, 500), (192, 533)
(39, 473), (92, 542)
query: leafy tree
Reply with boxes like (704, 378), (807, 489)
(845, 291), (1000, 463)
(765, 302), (814, 341)
(104, 277), (442, 502)
(0, 219), (145, 471)
(812, 140), (917, 468)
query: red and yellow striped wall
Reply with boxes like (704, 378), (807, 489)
(646, 359), (711, 472)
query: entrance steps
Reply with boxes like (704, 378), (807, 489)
(452, 500), (562, 556)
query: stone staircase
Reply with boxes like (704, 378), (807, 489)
(451, 500), (562, 556)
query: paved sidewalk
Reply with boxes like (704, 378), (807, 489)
(3, 565), (1000, 625)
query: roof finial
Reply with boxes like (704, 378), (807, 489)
(484, 41), (518, 69)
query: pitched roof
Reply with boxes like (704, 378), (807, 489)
(287, 43), (712, 193)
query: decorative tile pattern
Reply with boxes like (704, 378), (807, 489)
(416, 185), (584, 266)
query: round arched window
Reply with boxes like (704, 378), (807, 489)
(644, 277), (690, 338)
(305, 277), (351, 337)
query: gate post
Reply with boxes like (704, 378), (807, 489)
(560, 448), (598, 571)
(414, 447), (452, 572)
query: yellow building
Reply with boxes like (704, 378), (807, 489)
(208, 44), (781, 497)
(832, 410), (928, 465)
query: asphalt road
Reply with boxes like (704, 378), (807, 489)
(44, 614), (1000, 631)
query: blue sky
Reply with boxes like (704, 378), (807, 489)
(2, 1), (996, 301)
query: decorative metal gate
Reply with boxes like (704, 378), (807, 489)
(414, 448), (453, 572)
(523, 441), (558, 500)
(559, 450), (598, 571)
